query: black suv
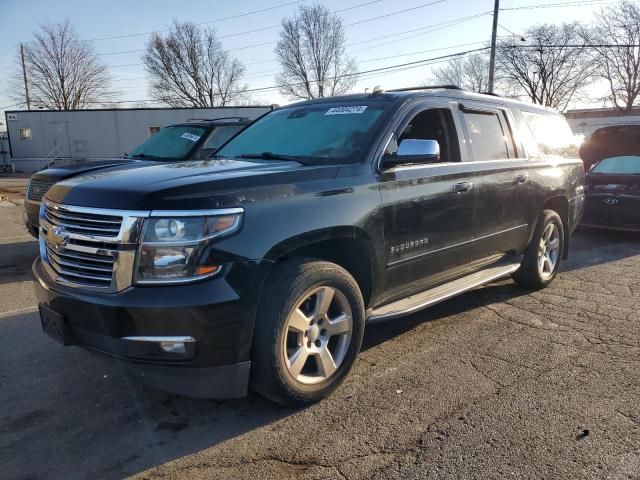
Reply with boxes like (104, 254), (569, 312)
(23, 117), (252, 237)
(33, 87), (585, 406)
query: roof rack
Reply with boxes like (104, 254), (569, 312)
(186, 116), (250, 122)
(386, 85), (463, 93)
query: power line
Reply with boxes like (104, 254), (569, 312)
(202, 0), (452, 54)
(37, 47), (490, 104)
(507, 43), (640, 48)
(230, 47), (492, 94)
(86, 0), (306, 42)
(349, 12), (491, 53)
(498, 24), (521, 37)
(242, 40), (490, 80)
(99, 0), (450, 59)
(103, 9), (488, 71)
(500, 0), (606, 11)
(345, 0), (445, 27)
(97, 0), (384, 56)
(217, 0), (384, 40)
(1, 102), (27, 110)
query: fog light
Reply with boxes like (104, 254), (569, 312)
(160, 340), (186, 354)
(121, 335), (196, 358)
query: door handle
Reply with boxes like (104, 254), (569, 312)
(452, 182), (473, 193)
(515, 174), (528, 184)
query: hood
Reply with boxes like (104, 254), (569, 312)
(33, 158), (144, 181)
(45, 158), (340, 210)
(580, 132), (640, 169)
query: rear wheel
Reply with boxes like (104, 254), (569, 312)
(251, 259), (365, 406)
(513, 209), (564, 289)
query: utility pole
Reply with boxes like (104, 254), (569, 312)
(20, 43), (31, 110)
(488, 0), (500, 94)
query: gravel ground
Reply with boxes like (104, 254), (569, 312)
(1, 196), (639, 480)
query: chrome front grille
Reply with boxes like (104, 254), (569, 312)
(27, 178), (57, 202)
(44, 203), (123, 237)
(45, 243), (115, 287)
(39, 200), (149, 292)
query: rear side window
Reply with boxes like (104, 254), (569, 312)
(203, 126), (244, 151)
(521, 111), (580, 158)
(464, 111), (511, 161)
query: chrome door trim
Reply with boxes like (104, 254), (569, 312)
(387, 224), (528, 268)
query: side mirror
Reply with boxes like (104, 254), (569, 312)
(384, 139), (440, 167)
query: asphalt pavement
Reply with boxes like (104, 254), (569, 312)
(1, 188), (639, 480)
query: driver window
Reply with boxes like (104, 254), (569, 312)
(386, 108), (459, 163)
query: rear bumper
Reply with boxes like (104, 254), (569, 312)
(33, 257), (268, 398)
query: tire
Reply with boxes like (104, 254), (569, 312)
(513, 209), (564, 289)
(251, 259), (366, 406)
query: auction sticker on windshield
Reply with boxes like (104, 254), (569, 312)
(325, 106), (367, 115)
(181, 132), (201, 142)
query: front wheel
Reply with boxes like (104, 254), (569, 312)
(513, 209), (564, 289)
(251, 259), (365, 406)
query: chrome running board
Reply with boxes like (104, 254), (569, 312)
(367, 262), (521, 323)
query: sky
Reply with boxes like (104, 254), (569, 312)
(0, 0), (610, 127)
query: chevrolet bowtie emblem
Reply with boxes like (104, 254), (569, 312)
(49, 225), (70, 249)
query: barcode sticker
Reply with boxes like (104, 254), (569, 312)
(325, 106), (367, 115)
(181, 133), (201, 142)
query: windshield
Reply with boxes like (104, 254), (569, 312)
(129, 125), (206, 160)
(216, 103), (388, 163)
(591, 155), (640, 174)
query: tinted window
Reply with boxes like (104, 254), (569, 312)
(217, 103), (388, 163)
(522, 111), (580, 158)
(387, 108), (459, 163)
(129, 125), (206, 160)
(203, 126), (244, 151)
(464, 112), (510, 160)
(591, 156), (640, 174)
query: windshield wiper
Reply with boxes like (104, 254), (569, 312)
(130, 153), (156, 160)
(238, 152), (310, 164)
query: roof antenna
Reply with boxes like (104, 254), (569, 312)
(371, 85), (385, 95)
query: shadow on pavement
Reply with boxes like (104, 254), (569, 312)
(362, 280), (529, 352)
(0, 311), (296, 480)
(0, 239), (38, 286)
(562, 227), (640, 272)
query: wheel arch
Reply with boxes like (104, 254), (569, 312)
(541, 195), (570, 260)
(262, 227), (379, 309)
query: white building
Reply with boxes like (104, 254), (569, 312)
(4, 105), (273, 173)
(565, 107), (640, 137)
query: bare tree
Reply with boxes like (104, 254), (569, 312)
(587, 0), (640, 111)
(431, 54), (491, 92)
(144, 21), (247, 107)
(9, 21), (111, 110)
(275, 3), (357, 100)
(496, 23), (594, 111)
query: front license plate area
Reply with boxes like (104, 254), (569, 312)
(39, 304), (78, 346)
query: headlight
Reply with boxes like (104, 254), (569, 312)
(134, 210), (242, 284)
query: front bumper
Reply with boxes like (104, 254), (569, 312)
(33, 257), (266, 398)
(580, 193), (640, 232)
(24, 198), (40, 238)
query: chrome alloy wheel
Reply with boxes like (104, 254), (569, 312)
(282, 286), (353, 385)
(538, 222), (560, 280)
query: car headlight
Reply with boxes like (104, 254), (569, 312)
(134, 210), (243, 284)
